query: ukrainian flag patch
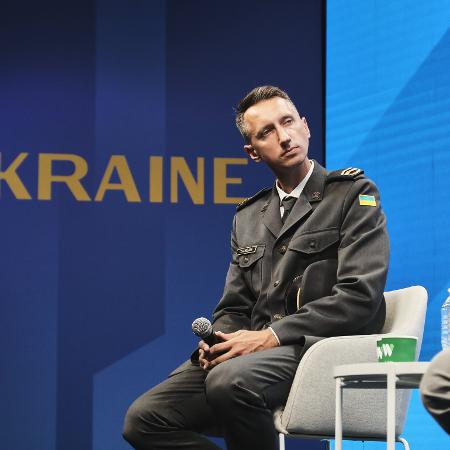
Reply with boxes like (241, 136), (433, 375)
(359, 194), (376, 207)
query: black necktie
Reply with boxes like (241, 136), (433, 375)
(281, 196), (297, 224)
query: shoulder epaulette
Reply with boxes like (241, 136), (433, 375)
(236, 187), (272, 211)
(326, 167), (365, 183)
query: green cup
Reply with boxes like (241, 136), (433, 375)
(376, 336), (417, 362)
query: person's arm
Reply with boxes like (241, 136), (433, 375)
(270, 177), (389, 344)
(210, 215), (256, 333)
(420, 348), (450, 434)
(194, 215), (259, 368)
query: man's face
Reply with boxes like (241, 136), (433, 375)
(243, 97), (310, 171)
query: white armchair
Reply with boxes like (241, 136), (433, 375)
(274, 286), (428, 449)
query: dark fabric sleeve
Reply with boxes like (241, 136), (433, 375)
(211, 215), (256, 333)
(271, 178), (390, 345)
(191, 216), (256, 363)
(420, 347), (450, 434)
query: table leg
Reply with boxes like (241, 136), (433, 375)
(386, 371), (396, 450)
(335, 377), (343, 450)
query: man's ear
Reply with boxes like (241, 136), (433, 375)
(302, 117), (311, 138)
(244, 144), (262, 162)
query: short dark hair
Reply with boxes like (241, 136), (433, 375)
(235, 85), (293, 143)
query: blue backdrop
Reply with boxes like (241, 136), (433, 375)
(6, 1), (449, 449)
(327, 1), (450, 448)
(0, 1), (324, 450)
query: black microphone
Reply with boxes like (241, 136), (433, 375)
(192, 317), (219, 347)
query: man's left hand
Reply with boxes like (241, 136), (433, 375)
(207, 329), (279, 368)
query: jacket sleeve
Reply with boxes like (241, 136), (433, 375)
(270, 177), (390, 345)
(191, 215), (256, 363)
(211, 215), (256, 333)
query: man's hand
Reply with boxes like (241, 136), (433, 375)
(203, 329), (278, 369)
(198, 340), (213, 371)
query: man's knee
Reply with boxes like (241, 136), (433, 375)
(123, 397), (144, 445)
(205, 360), (256, 409)
(122, 394), (160, 446)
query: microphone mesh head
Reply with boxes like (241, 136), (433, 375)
(192, 317), (212, 338)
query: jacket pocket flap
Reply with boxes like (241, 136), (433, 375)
(288, 229), (339, 254)
(237, 245), (265, 267)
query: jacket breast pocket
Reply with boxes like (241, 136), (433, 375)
(237, 244), (265, 297)
(288, 228), (340, 256)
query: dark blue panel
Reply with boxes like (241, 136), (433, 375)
(56, 1), (166, 450)
(1, 2), (95, 450)
(1, 2), (324, 450)
(0, 1), (96, 154)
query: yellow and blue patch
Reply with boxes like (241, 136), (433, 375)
(359, 194), (377, 206)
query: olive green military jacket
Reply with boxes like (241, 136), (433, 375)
(212, 161), (389, 346)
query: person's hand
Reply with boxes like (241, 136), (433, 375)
(198, 339), (213, 371)
(207, 329), (279, 368)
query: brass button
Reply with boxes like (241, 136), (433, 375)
(309, 240), (316, 248)
(273, 314), (284, 321)
(273, 280), (280, 287)
(280, 245), (287, 254)
(243, 256), (249, 263)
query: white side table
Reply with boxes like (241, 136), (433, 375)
(334, 362), (430, 450)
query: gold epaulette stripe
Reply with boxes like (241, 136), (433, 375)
(341, 167), (362, 176)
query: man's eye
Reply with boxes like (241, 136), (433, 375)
(284, 118), (293, 125)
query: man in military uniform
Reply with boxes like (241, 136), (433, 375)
(123, 86), (389, 450)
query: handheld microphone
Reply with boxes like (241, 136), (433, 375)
(192, 317), (219, 347)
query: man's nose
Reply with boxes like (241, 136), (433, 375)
(277, 127), (291, 147)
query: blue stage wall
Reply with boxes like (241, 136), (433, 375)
(327, 1), (450, 448)
(0, 1), (324, 450)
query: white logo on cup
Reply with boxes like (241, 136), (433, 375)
(377, 343), (394, 359)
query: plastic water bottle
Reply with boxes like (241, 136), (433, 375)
(442, 288), (450, 349)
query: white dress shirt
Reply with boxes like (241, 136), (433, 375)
(276, 160), (315, 217)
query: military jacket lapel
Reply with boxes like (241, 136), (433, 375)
(261, 188), (283, 238)
(279, 195), (312, 238)
(277, 162), (327, 241)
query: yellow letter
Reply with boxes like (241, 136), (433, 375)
(0, 152), (32, 199)
(38, 153), (91, 201)
(214, 158), (248, 204)
(95, 155), (141, 202)
(170, 157), (204, 204)
(149, 156), (163, 203)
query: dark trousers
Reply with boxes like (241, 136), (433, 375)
(123, 345), (304, 450)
